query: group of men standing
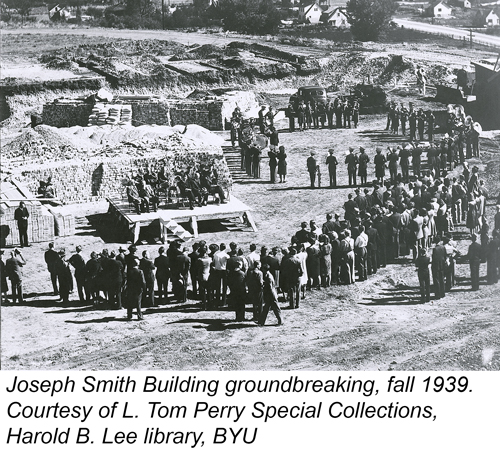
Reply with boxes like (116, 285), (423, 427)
(286, 97), (360, 132)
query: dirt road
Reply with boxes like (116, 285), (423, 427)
(393, 18), (500, 49)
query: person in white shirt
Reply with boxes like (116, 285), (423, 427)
(213, 243), (229, 307)
(355, 225), (369, 281)
(246, 244), (260, 271)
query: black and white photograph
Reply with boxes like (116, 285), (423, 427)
(1, 0), (500, 374)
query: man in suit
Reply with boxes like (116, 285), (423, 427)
(154, 246), (170, 304)
(247, 260), (264, 321)
(140, 250), (156, 307)
(366, 221), (379, 275)
(467, 233), (482, 291)
(44, 242), (60, 296)
(307, 151), (318, 188)
(415, 247), (431, 302)
(173, 247), (191, 303)
(56, 250), (73, 306)
(107, 251), (124, 309)
(281, 247), (302, 308)
(345, 147), (358, 187)
(68, 246), (86, 303)
(126, 258), (145, 321)
(325, 149), (338, 187)
(431, 237), (447, 299)
(6, 249), (26, 304)
(14, 201), (29, 247)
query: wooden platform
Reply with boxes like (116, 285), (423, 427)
(107, 196), (257, 243)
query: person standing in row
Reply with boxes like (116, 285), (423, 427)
(247, 260), (264, 322)
(277, 146), (287, 183)
(286, 102), (295, 132)
(44, 242), (60, 296)
(345, 147), (358, 187)
(268, 147), (278, 184)
(258, 264), (283, 326)
(307, 151), (318, 188)
(5, 249), (26, 304)
(126, 257), (145, 320)
(374, 147), (386, 185)
(56, 250), (73, 306)
(325, 149), (338, 188)
(14, 201), (29, 248)
(400, 103), (408, 136)
(415, 247), (431, 302)
(467, 233), (482, 291)
(358, 147), (369, 186)
(68, 246), (86, 303)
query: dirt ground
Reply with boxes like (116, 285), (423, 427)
(2, 110), (500, 371)
(1, 29), (500, 371)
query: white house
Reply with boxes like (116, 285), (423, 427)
(433, 1), (453, 18)
(321, 7), (351, 28)
(485, 8), (500, 26)
(298, 2), (324, 24)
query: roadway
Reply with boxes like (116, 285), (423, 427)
(393, 18), (500, 49)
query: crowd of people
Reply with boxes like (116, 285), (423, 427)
(2, 162), (499, 317)
(285, 97), (360, 132)
(124, 162), (228, 213)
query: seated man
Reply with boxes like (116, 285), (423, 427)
(126, 182), (142, 215)
(200, 167), (227, 204)
(177, 173), (201, 210)
(137, 179), (158, 213)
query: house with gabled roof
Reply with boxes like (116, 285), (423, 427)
(298, 2), (324, 24)
(320, 6), (350, 28)
(433, 1), (453, 18)
(485, 8), (500, 26)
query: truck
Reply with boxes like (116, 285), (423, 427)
(288, 86), (327, 111)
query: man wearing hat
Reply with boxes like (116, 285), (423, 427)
(399, 145), (411, 183)
(388, 147), (399, 183)
(14, 201), (29, 248)
(325, 149), (338, 187)
(374, 148), (386, 185)
(345, 147), (358, 187)
(155, 246), (170, 304)
(44, 242), (60, 296)
(56, 250), (73, 306)
(468, 166), (479, 195)
(358, 147), (369, 186)
(295, 222), (310, 244)
(307, 151), (318, 188)
(69, 246), (86, 303)
(5, 249), (26, 304)
(258, 105), (266, 134)
(467, 233), (482, 291)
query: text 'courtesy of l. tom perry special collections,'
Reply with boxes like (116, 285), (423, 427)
(4, 374), (473, 446)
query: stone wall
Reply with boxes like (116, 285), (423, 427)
(43, 99), (225, 130)
(43, 102), (94, 128)
(17, 151), (230, 205)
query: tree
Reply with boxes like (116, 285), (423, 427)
(214, 0), (281, 35)
(4, 0), (33, 22)
(346, 0), (397, 41)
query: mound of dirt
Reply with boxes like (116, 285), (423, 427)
(1, 126), (80, 162)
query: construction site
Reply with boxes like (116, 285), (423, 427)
(1, 28), (500, 372)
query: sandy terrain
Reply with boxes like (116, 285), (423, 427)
(2, 112), (499, 371)
(1, 28), (499, 371)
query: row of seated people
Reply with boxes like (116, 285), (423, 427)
(126, 165), (228, 214)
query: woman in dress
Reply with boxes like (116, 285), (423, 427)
(277, 146), (288, 183)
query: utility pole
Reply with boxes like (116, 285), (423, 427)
(469, 29), (473, 50)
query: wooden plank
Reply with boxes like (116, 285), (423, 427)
(245, 211), (258, 232)
(133, 223), (141, 244)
